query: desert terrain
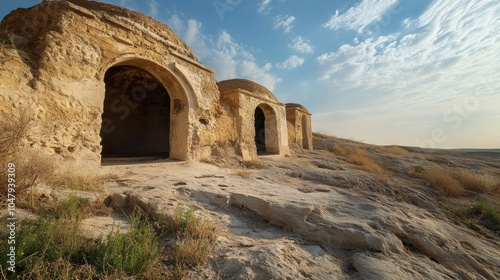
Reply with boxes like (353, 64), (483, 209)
(4, 133), (498, 279)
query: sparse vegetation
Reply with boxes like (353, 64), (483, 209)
(328, 143), (385, 179)
(47, 170), (110, 193)
(410, 166), (500, 197)
(242, 159), (266, 169)
(153, 205), (217, 278)
(346, 149), (385, 179)
(0, 32), (15, 54)
(233, 169), (253, 178)
(0, 107), (109, 211)
(329, 143), (348, 157)
(452, 170), (499, 195)
(410, 167), (464, 197)
(0, 199), (217, 279)
(378, 146), (410, 156)
(453, 200), (500, 234)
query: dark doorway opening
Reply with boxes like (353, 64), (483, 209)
(254, 106), (266, 153)
(100, 66), (170, 161)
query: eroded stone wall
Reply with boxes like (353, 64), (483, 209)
(286, 106), (313, 150)
(0, 0), (227, 164)
(221, 90), (289, 160)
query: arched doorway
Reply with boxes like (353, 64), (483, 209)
(254, 104), (280, 155)
(302, 114), (309, 149)
(100, 65), (171, 160)
(254, 106), (266, 153)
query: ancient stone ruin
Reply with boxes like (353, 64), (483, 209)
(0, 0), (312, 166)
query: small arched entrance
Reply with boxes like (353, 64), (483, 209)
(254, 106), (266, 153)
(100, 65), (171, 160)
(254, 104), (279, 155)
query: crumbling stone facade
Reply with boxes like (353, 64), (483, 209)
(286, 104), (313, 150)
(218, 79), (290, 160)
(0, 0), (311, 165)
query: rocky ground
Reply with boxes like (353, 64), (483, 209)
(83, 135), (500, 280)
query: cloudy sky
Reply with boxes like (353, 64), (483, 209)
(1, 0), (499, 148)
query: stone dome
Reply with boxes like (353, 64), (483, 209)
(217, 79), (278, 103)
(2, 0), (198, 60)
(286, 103), (310, 113)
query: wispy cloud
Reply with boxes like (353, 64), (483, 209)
(323, 0), (399, 33)
(276, 55), (304, 70)
(147, 0), (159, 18)
(258, 0), (272, 14)
(315, 0), (500, 147)
(168, 14), (280, 90)
(288, 36), (313, 54)
(273, 15), (295, 33)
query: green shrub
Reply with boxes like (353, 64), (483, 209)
(93, 210), (160, 276)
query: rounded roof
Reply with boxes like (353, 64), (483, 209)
(4, 0), (198, 60)
(286, 103), (310, 113)
(217, 79), (278, 102)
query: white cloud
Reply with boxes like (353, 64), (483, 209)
(288, 36), (314, 54)
(273, 15), (295, 33)
(167, 15), (280, 90)
(315, 0), (500, 148)
(184, 19), (201, 46)
(276, 55), (304, 70)
(323, 0), (400, 33)
(147, 0), (159, 18)
(258, 0), (272, 14)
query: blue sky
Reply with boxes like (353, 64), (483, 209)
(1, 0), (499, 148)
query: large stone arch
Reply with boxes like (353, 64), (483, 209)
(99, 57), (193, 161)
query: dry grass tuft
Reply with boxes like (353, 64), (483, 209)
(153, 205), (217, 277)
(452, 170), (499, 195)
(411, 167), (464, 197)
(327, 142), (386, 179)
(48, 170), (110, 193)
(329, 143), (348, 157)
(347, 149), (385, 179)
(0, 106), (111, 212)
(313, 132), (336, 140)
(424, 168), (464, 197)
(233, 169), (253, 178)
(242, 159), (266, 169)
(379, 146), (410, 156)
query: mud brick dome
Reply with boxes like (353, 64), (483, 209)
(0, 0), (312, 166)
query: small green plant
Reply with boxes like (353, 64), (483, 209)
(413, 165), (425, 173)
(471, 201), (500, 232)
(0, 32), (15, 53)
(93, 210), (161, 276)
(1, 211), (87, 279)
(0, 200), (164, 279)
(452, 200), (500, 234)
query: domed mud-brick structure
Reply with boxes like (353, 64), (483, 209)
(286, 103), (313, 150)
(218, 79), (290, 160)
(0, 0), (311, 166)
